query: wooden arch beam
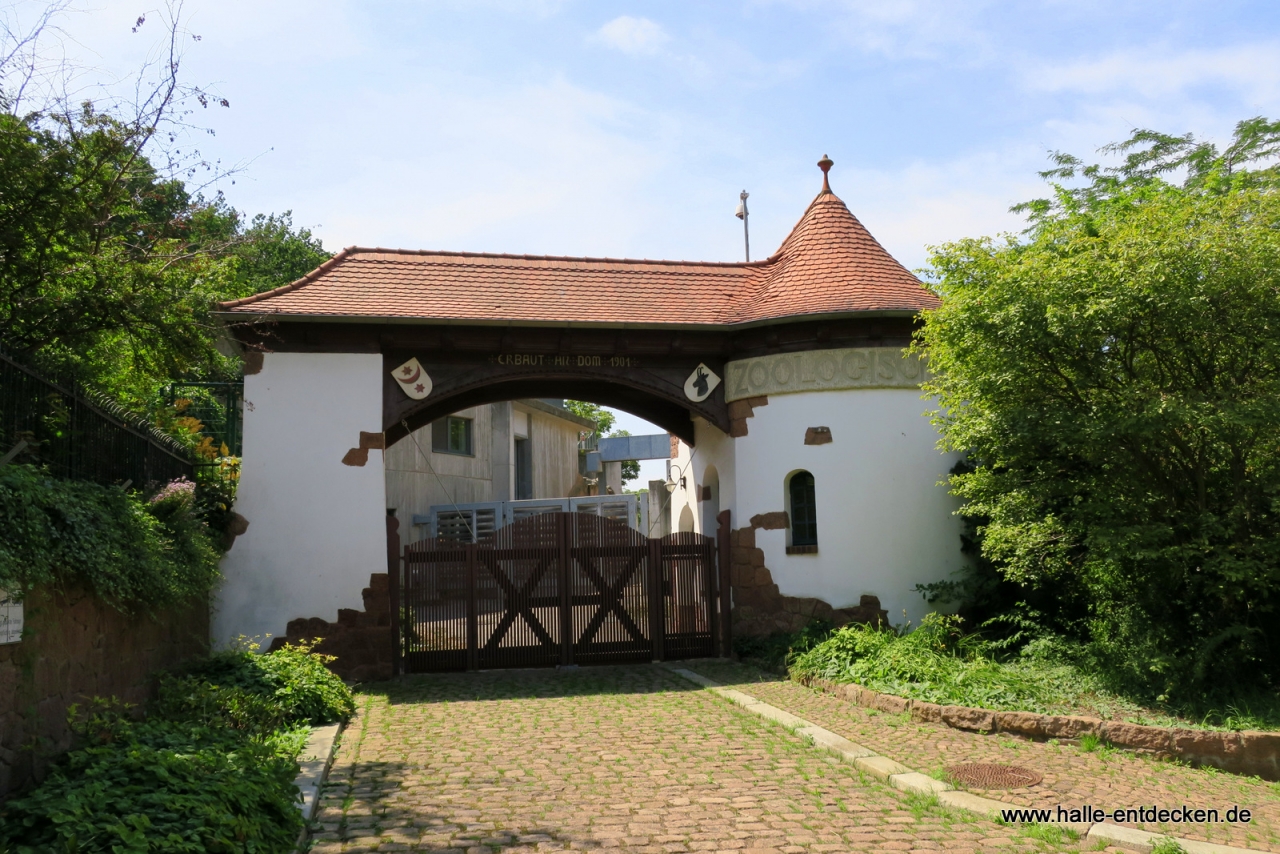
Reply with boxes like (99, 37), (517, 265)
(382, 360), (730, 448)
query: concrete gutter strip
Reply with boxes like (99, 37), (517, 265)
(854, 755), (912, 780)
(889, 771), (952, 795)
(669, 668), (717, 688)
(796, 725), (877, 759)
(743, 702), (807, 728)
(296, 722), (342, 821)
(662, 665), (1266, 854)
(713, 688), (760, 707)
(1086, 823), (1263, 854)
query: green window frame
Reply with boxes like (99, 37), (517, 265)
(431, 416), (473, 456)
(789, 471), (818, 547)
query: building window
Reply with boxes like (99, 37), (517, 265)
(788, 470), (818, 552)
(431, 416), (473, 455)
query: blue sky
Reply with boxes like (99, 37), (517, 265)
(29, 0), (1280, 479)
(40, 0), (1280, 269)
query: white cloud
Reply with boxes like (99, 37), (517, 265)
(1028, 42), (1280, 104)
(591, 16), (670, 56)
(754, 0), (996, 61)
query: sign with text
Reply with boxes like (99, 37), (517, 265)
(0, 590), (22, 644)
(725, 347), (927, 402)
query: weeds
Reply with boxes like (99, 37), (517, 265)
(1018, 823), (1079, 845)
(789, 614), (1280, 731)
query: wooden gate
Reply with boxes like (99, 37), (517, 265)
(395, 512), (721, 672)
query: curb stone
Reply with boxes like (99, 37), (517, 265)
(293, 722), (343, 852)
(662, 665), (1267, 854)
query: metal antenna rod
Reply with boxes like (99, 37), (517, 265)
(735, 190), (750, 262)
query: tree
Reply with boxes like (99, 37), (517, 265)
(0, 4), (326, 412)
(564, 401), (641, 485)
(917, 118), (1280, 700)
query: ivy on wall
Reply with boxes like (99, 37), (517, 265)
(0, 465), (220, 609)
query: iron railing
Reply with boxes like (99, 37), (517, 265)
(0, 350), (194, 488)
(164, 381), (243, 457)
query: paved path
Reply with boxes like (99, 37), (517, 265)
(311, 665), (1120, 853)
(683, 661), (1280, 854)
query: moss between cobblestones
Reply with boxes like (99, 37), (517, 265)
(300, 666), (1104, 853)
(685, 659), (1280, 853)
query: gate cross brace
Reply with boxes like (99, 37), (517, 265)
(574, 554), (647, 647)
(479, 554), (559, 652)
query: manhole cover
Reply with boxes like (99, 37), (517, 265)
(945, 763), (1043, 789)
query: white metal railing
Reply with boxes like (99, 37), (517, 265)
(413, 494), (648, 543)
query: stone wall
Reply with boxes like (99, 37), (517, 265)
(0, 586), (209, 801)
(729, 519), (888, 637)
(803, 676), (1280, 782)
(267, 573), (393, 683)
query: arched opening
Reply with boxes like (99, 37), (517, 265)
(678, 505), (695, 533)
(385, 374), (719, 449)
(387, 396), (674, 543)
(785, 469), (818, 554)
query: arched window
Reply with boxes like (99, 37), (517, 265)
(788, 471), (818, 549)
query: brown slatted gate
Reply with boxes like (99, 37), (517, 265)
(397, 512), (719, 673)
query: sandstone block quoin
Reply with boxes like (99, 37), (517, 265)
(269, 572), (394, 683)
(729, 523), (889, 639)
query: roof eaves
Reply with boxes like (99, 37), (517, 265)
(217, 246), (358, 310)
(211, 307), (926, 332)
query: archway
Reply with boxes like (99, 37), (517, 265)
(384, 371), (713, 448)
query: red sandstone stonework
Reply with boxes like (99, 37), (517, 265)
(802, 675), (1280, 782)
(728, 524), (888, 637)
(268, 573), (394, 683)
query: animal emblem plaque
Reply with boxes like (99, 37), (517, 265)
(684, 363), (720, 403)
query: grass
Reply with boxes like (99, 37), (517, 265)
(1018, 823), (1079, 845)
(784, 614), (1280, 732)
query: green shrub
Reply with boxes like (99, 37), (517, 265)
(791, 613), (1114, 714)
(917, 120), (1280, 700)
(0, 721), (305, 853)
(153, 677), (290, 737)
(734, 620), (834, 672)
(0, 643), (351, 851)
(0, 464), (220, 608)
(169, 640), (356, 726)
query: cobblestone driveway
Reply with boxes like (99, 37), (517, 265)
(311, 665), (1111, 853)
(683, 661), (1280, 853)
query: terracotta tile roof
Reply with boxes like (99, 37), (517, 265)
(218, 172), (938, 327)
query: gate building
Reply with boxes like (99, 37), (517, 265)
(212, 158), (966, 672)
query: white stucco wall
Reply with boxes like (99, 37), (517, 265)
(213, 352), (387, 647)
(668, 421), (736, 538)
(734, 388), (965, 628)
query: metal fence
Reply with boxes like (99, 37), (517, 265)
(164, 381), (243, 457)
(0, 351), (194, 488)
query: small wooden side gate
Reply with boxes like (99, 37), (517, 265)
(390, 511), (729, 672)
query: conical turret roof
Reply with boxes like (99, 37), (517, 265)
(735, 166), (938, 323)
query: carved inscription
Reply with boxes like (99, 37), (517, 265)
(725, 347), (926, 402)
(488, 354), (640, 368)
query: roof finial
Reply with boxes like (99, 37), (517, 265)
(817, 154), (833, 193)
